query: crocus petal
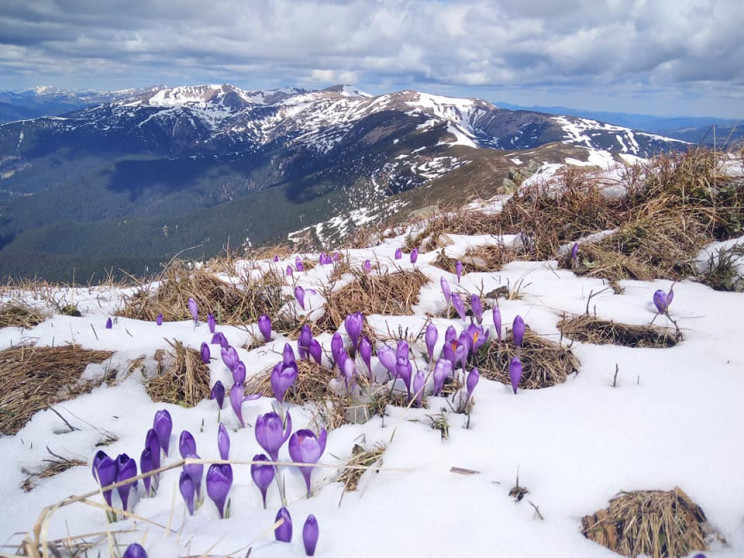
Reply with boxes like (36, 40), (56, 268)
(218, 423), (230, 461)
(139, 447), (154, 496)
(303, 515), (319, 556)
(179, 470), (196, 515)
(153, 409), (172, 457)
(206, 463), (233, 519)
(145, 428), (161, 471)
(183, 453), (203, 499)
(432, 358), (452, 396)
(232, 361), (246, 386)
(211, 381), (225, 409)
(256, 411), (293, 462)
(221, 345), (239, 370)
(309, 339), (323, 365)
(188, 297), (198, 324)
(295, 286), (306, 310)
(571, 242), (579, 261)
(122, 543), (148, 558)
(275, 507), (293, 542)
(363, 259), (371, 273)
(251, 454), (275, 509)
(331, 332), (345, 365)
(179, 430), (197, 458)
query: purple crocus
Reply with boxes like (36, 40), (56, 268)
(509, 357), (523, 394)
(206, 463), (233, 519)
(295, 286), (306, 310)
(377, 346), (396, 375)
(183, 454), (204, 499)
(92, 450), (117, 508)
(274, 255), (280, 262)
(412, 370), (425, 407)
(440, 277), (451, 302)
(200, 342), (211, 364)
(309, 339), (323, 365)
(512, 315), (525, 348)
(286, 265), (293, 277)
(331, 332), (345, 366)
(493, 306), (502, 341)
(451, 293), (467, 322)
(179, 430), (197, 458)
(466, 323), (489, 354)
(105, 317), (113, 329)
(153, 409), (172, 457)
(653, 289), (668, 314)
(140, 447), (154, 496)
(298, 325), (313, 360)
(341, 357), (357, 388)
(211, 381), (225, 410)
(275, 507), (293, 542)
(179, 470), (195, 516)
(303, 515), (319, 556)
(123, 543), (148, 558)
(156, 313), (163, 326)
(395, 348), (412, 395)
(289, 428), (327, 497)
(444, 325), (457, 345)
(283, 343), (296, 366)
(470, 295), (483, 324)
(232, 361), (246, 386)
(394, 248), (402, 260)
(211, 332), (229, 349)
(455, 260), (463, 283)
(571, 242), (579, 263)
(271, 361), (298, 402)
(257, 314), (272, 342)
(363, 259), (371, 273)
(410, 248), (418, 264)
(295, 256), (304, 272)
(344, 312), (364, 349)
(255, 411), (293, 461)
(218, 423), (230, 460)
(251, 454), (275, 509)
(207, 313), (216, 334)
(425, 323), (438, 362)
(188, 297), (198, 325)
(432, 358), (452, 396)
(221, 345), (239, 371)
(230, 383), (247, 428)
(359, 336), (373, 376)
(466, 368), (479, 400)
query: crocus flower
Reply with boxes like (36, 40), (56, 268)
(331, 332), (345, 365)
(218, 423), (230, 460)
(332, 251), (340, 261)
(359, 336), (373, 376)
(451, 293), (467, 322)
(283, 343), (296, 366)
(470, 295), (483, 324)
(440, 277), (451, 302)
(297, 325), (312, 360)
(206, 463), (233, 518)
(466, 323), (489, 354)
(432, 358), (452, 396)
(295, 256), (304, 272)
(188, 297), (198, 324)
(206, 313), (216, 334)
(493, 306), (502, 341)
(510, 357), (523, 394)
(274, 255), (280, 262)
(394, 248), (402, 260)
(571, 242), (579, 263)
(256, 411), (292, 461)
(123, 543), (148, 558)
(221, 345), (239, 371)
(363, 259), (371, 273)
(513, 315), (525, 348)
(410, 248), (418, 264)
(105, 317), (113, 329)
(257, 314), (272, 342)
(251, 454), (275, 509)
(211, 332), (229, 348)
(412, 369), (425, 407)
(140, 447), (154, 496)
(92, 450), (117, 508)
(183, 454), (203, 499)
(211, 381), (225, 409)
(156, 313), (163, 326)
(271, 361), (298, 403)
(230, 383), (247, 428)
(295, 286), (306, 310)
(455, 260), (463, 283)
(289, 428), (328, 497)
(444, 325), (457, 345)
(275, 507), (293, 542)
(286, 265), (293, 277)
(466, 368), (479, 400)
(425, 323), (438, 361)
(341, 357), (356, 388)
(345, 312), (364, 349)
(145, 427), (161, 470)
(179, 430), (197, 458)
(200, 342), (211, 364)
(153, 409), (172, 457)
(179, 470), (195, 515)
(230, 361), (245, 386)
(396, 357), (412, 395)
(653, 289), (668, 314)
(309, 339), (323, 365)
(377, 346), (396, 375)
(303, 515), (319, 556)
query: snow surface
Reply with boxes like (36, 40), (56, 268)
(1, 202), (743, 557)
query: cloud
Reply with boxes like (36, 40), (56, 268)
(0, 0), (741, 116)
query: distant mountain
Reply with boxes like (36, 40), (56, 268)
(0, 84), (687, 282)
(496, 102), (742, 146)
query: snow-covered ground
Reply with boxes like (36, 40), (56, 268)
(1, 206), (743, 557)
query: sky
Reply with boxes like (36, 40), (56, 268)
(0, 0), (742, 118)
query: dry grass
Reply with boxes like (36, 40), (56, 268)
(318, 269), (429, 331)
(21, 448), (87, 492)
(581, 487), (719, 558)
(407, 208), (502, 252)
(558, 315), (681, 348)
(475, 329), (579, 389)
(0, 345), (113, 435)
(0, 303), (45, 329)
(147, 340), (210, 407)
(433, 243), (523, 274)
(338, 442), (387, 493)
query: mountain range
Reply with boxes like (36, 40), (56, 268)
(0, 84), (688, 282)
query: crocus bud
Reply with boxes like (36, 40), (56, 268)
(470, 295), (483, 324)
(653, 289), (668, 314)
(410, 248), (418, 264)
(179, 470), (195, 515)
(289, 428), (327, 497)
(179, 430), (197, 458)
(295, 256), (304, 272)
(145, 427), (161, 471)
(92, 450), (117, 508)
(275, 506), (293, 542)
(432, 358), (452, 396)
(413, 369), (425, 407)
(251, 454), (275, 508)
(188, 297), (198, 324)
(230, 383), (246, 428)
(510, 357), (523, 394)
(425, 323), (438, 361)
(256, 314), (271, 342)
(377, 346), (396, 374)
(286, 265), (293, 277)
(295, 286), (306, 310)
(303, 515), (319, 556)
(440, 277), (451, 302)
(207, 312), (216, 334)
(444, 325), (457, 344)
(512, 315), (525, 348)
(451, 293), (467, 322)
(211, 381), (225, 409)
(200, 342), (211, 364)
(309, 339), (323, 365)
(298, 325), (313, 360)
(271, 361), (298, 402)
(363, 259), (371, 273)
(274, 255), (280, 262)
(221, 345), (239, 371)
(156, 313), (163, 326)
(140, 447), (154, 496)
(571, 242), (579, 262)
(455, 260), (463, 283)
(206, 463), (233, 518)
(394, 248), (402, 260)
(345, 312), (364, 349)
(211, 332), (229, 348)
(105, 317), (113, 329)
(359, 336), (373, 376)
(123, 543), (148, 558)
(466, 368), (479, 399)
(218, 423), (230, 460)
(183, 454), (203, 499)
(256, 411), (293, 461)
(331, 332), (345, 365)
(493, 307), (502, 341)
(153, 409), (172, 457)
(232, 361), (246, 386)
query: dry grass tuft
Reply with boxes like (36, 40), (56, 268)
(409, 208), (502, 252)
(22, 448), (87, 492)
(246, 359), (334, 405)
(433, 242), (524, 274)
(0, 345), (113, 435)
(147, 340), (210, 406)
(558, 315), (680, 347)
(338, 442), (387, 493)
(119, 260), (289, 326)
(319, 269), (429, 331)
(581, 487), (720, 558)
(475, 329), (579, 389)
(0, 303), (45, 329)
